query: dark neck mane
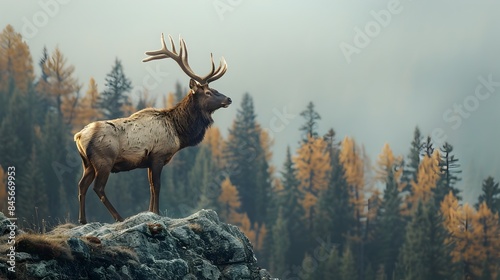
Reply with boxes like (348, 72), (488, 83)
(168, 93), (213, 149)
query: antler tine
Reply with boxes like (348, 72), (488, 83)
(143, 33), (227, 84)
(206, 56), (227, 84)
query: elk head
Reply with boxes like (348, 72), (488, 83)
(142, 33), (231, 112)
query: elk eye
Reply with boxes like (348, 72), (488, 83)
(205, 91), (212, 96)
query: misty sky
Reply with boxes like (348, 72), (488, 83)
(2, 1), (500, 202)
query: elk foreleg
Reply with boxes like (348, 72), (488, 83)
(93, 168), (123, 222)
(78, 165), (95, 224)
(148, 164), (163, 214)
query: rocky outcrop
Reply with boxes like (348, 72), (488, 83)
(0, 210), (274, 280)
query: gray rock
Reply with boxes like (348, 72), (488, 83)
(0, 209), (274, 280)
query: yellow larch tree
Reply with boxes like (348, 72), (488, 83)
(405, 150), (441, 213)
(256, 124), (275, 176)
(0, 25), (34, 94)
(203, 126), (226, 168)
(294, 135), (331, 229)
(218, 177), (241, 223)
(473, 203), (500, 278)
(37, 47), (80, 122)
(165, 92), (176, 109)
(441, 192), (482, 278)
(71, 77), (102, 132)
(339, 136), (366, 237)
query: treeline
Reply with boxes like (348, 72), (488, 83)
(0, 25), (499, 280)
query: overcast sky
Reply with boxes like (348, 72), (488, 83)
(2, 1), (499, 202)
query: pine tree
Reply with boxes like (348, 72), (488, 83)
(436, 142), (461, 203)
(136, 89), (155, 110)
(224, 93), (271, 224)
(400, 200), (450, 280)
(325, 247), (342, 279)
(269, 207), (290, 278)
(374, 143), (406, 278)
(190, 146), (217, 210)
(341, 245), (358, 280)
(279, 146), (306, 267)
(97, 58), (132, 119)
(476, 176), (500, 214)
(315, 129), (354, 252)
(17, 146), (49, 222)
(403, 126), (423, 186)
(299, 101), (321, 142)
(39, 111), (70, 218)
(0, 89), (35, 168)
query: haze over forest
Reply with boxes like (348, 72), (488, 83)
(1, 1), (500, 202)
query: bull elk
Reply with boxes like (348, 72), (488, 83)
(74, 33), (231, 224)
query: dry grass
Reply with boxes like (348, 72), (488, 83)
(16, 233), (73, 260)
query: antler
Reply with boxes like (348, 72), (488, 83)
(143, 33), (227, 85)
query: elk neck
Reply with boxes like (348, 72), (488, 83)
(169, 93), (213, 149)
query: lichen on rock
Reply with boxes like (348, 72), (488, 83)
(0, 210), (273, 280)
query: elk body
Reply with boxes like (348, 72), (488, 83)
(75, 34), (231, 224)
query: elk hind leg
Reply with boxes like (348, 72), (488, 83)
(93, 168), (123, 222)
(78, 160), (95, 224)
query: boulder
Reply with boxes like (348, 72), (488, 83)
(0, 210), (274, 280)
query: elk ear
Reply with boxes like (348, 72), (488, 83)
(189, 79), (201, 94)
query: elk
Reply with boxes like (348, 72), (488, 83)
(74, 33), (231, 224)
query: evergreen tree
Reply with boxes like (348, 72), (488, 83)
(315, 129), (354, 252)
(224, 93), (271, 224)
(299, 101), (321, 142)
(436, 142), (461, 203)
(269, 207), (290, 278)
(341, 245), (358, 280)
(39, 111), (70, 218)
(0, 89), (35, 168)
(400, 200), (450, 280)
(374, 143), (406, 278)
(325, 247), (342, 279)
(97, 58), (132, 119)
(17, 146), (49, 222)
(423, 136), (434, 157)
(279, 146), (306, 267)
(403, 126), (423, 186)
(476, 176), (500, 213)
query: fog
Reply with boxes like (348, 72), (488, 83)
(2, 0), (500, 202)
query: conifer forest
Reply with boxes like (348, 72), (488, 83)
(1, 14), (500, 280)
